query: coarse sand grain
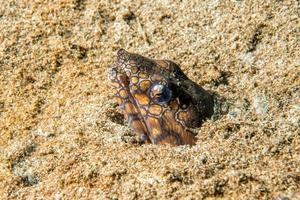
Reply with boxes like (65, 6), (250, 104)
(0, 0), (299, 199)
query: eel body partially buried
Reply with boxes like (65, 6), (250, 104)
(108, 49), (214, 146)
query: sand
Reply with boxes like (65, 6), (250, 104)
(0, 0), (299, 199)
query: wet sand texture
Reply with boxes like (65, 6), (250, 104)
(0, 0), (299, 199)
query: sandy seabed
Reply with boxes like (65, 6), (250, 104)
(0, 0), (299, 199)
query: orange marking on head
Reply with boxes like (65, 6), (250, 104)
(124, 102), (136, 114)
(163, 110), (180, 130)
(131, 66), (139, 74)
(119, 89), (128, 98)
(139, 71), (149, 79)
(151, 127), (162, 138)
(131, 120), (144, 132)
(178, 111), (191, 122)
(134, 93), (150, 105)
(148, 105), (162, 115)
(131, 85), (139, 91)
(140, 108), (147, 116)
(146, 116), (159, 127)
(114, 97), (123, 105)
(146, 117), (162, 138)
(130, 76), (139, 84)
(139, 80), (151, 91)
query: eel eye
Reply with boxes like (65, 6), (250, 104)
(148, 83), (172, 104)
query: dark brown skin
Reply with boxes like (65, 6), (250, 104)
(108, 49), (214, 146)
